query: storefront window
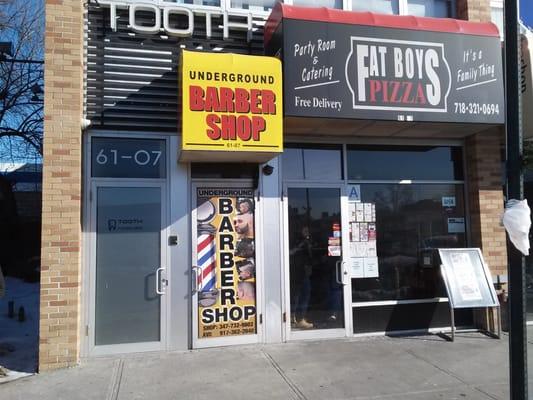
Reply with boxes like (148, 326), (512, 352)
(407, 0), (453, 17)
(351, 183), (466, 301)
(91, 138), (167, 179)
(352, 0), (399, 14)
(348, 145), (465, 305)
(293, 0), (343, 9)
(347, 145), (463, 181)
(490, 4), (504, 39)
(191, 163), (258, 179)
(230, 0), (275, 11)
(282, 145), (343, 181)
(174, 0), (222, 7)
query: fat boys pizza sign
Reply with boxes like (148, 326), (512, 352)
(346, 37), (449, 112)
(266, 4), (504, 123)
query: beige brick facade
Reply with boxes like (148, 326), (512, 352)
(40, 0), (84, 371)
(456, 0), (492, 22)
(465, 128), (508, 277)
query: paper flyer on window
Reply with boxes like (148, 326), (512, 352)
(348, 202), (379, 277)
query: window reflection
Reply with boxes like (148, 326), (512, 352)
(288, 188), (345, 330)
(282, 145), (343, 181)
(347, 145), (464, 181)
(230, 0), (275, 11)
(490, 6), (503, 39)
(95, 187), (161, 345)
(352, 184), (466, 302)
(293, 0), (343, 9)
(173, 0), (222, 7)
(352, 0), (399, 14)
(407, 0), (452, 17)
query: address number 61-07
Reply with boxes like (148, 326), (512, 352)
(96, 149), (162, 166)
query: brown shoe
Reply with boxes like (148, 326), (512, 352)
(295, 318), (314, 329)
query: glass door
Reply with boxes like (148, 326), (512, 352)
(284, 185), (351, 340)
(90, 183), (167, 354)
(191, 183), (261, 348)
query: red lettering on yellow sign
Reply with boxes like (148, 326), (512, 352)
(189, 86), (276, 114)
(188, 85), (276, 142)
(206, 115), (266, 141)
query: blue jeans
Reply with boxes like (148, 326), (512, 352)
(293, 274), (311, 320)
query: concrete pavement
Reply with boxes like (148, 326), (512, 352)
(1, 330), (531, 400)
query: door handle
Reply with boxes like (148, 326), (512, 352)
(341, 261), (348, 285)
(156, 267), (166, 295)
(335, 260), (342, 285)
(192, 266), (201, 293)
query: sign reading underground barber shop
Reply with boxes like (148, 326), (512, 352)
(181, 50), (283, 154)
(196, 188), (257, 339)
(281, 21), (504, 123)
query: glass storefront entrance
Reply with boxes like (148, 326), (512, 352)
(95, 186), (163, 345)
(90, 183), (168, 354)
(282, 143), (470, 336)
(87, 136), (170, 355)
(287, 188), (345, 331)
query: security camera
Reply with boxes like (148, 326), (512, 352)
(262, 164), (274, 176)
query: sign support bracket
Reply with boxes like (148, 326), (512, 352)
(441, 295), (501, 342)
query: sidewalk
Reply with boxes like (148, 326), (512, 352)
(0, 330), (528, 400)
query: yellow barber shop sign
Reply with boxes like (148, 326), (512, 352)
(180, 50), (283, 162)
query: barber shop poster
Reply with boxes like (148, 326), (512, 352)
(195, 188), (256, 338)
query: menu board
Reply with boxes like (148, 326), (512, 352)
(348, 201), (378, 278)
(438, 248), (499, 309)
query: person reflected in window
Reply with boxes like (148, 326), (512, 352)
(290, 226), (314, 329)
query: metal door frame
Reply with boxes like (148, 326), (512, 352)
(191, 180), (263, 349)
(87, 180), (169, 356)
(282, 182), (353, 341)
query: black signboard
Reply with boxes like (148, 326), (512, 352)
(280, 19), (504, 123)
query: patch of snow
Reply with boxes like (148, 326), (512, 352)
(0, 370), (33, 385)
(0, 277), (39, 381)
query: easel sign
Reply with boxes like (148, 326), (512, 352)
(438, 248), (500, 341)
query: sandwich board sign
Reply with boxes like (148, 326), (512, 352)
(438, 248), (500, 340)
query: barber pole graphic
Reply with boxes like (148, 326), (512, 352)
(197, 233), (216, 292)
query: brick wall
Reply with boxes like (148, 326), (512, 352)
(465, 128), (508, 278)
(456, 0), (492, 22)
(40, 0), (84, 371)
